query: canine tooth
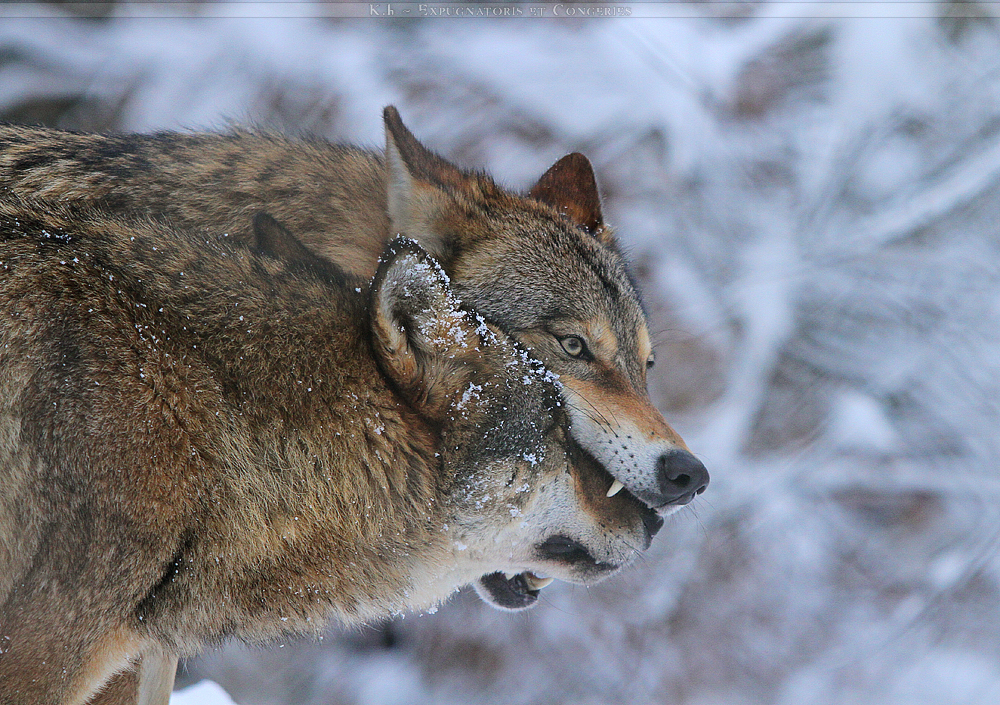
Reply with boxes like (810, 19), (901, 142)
(524, 573), (554, 591)
(503, 571), (517, 580)
(606, 479), (625, 498)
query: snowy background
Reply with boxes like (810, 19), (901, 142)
(3, 3), (1000, 703)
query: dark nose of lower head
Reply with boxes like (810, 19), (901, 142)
(655, 450), (709, 507)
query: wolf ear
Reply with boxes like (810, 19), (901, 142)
(251, 212), (318, 265)
(383, 106), (464, 261)
(529, 153), (611, 243)
(369, 236), (477, 417)
(251, 212), (348, 283)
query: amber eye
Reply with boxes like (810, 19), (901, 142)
(646, 353), (655, 370)
(558, 335), (587, 358)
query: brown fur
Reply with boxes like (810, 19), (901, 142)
(0, 108), (709, 508)
(0, 200), (654, 703)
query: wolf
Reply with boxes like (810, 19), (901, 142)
(0, 201), (660, 704)
(0, 108), (709, 512)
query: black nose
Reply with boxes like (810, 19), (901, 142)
(654, 450), (709, 507)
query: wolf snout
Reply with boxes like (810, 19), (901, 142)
(653, 450), (709, 508)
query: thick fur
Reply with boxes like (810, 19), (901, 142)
(0, 109), (708, 508)
(0, 200), (653, 704)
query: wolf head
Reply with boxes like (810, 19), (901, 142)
(381, 107), (709, 515)
(368, 237), (661, 611)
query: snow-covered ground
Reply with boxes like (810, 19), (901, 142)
(4, 4), (1000, 704)
(172, 681), (237, 705)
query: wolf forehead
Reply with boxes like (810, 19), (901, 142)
(474, 229), (643, 318)
(425, 179), (642, 304)
(445, 208), (650, 367)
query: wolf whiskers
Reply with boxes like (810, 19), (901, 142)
(566, 395), (617, 434)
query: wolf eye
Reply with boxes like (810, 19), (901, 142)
(646, 353), (655, 370)
(558, 335), (587, 358)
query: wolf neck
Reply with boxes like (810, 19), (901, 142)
(100, 232), (448, 626)
(182, 284), (444, 610)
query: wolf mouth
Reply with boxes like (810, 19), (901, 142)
(474, 535), (623, 611)
(475, 571), (553, 611)
(470, 445), (660, 611)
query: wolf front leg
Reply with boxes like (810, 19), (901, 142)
(84, 650), (177, 705)
(137, 651), (178, 705)
(86, 669), (139, 705)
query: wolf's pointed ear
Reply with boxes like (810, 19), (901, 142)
(383, 107), (464, 261)
(369, 236), (477, 418)
(251, 212), (316, 264)
(251, 212), (348, 283)
(529, 153), (611, 243)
